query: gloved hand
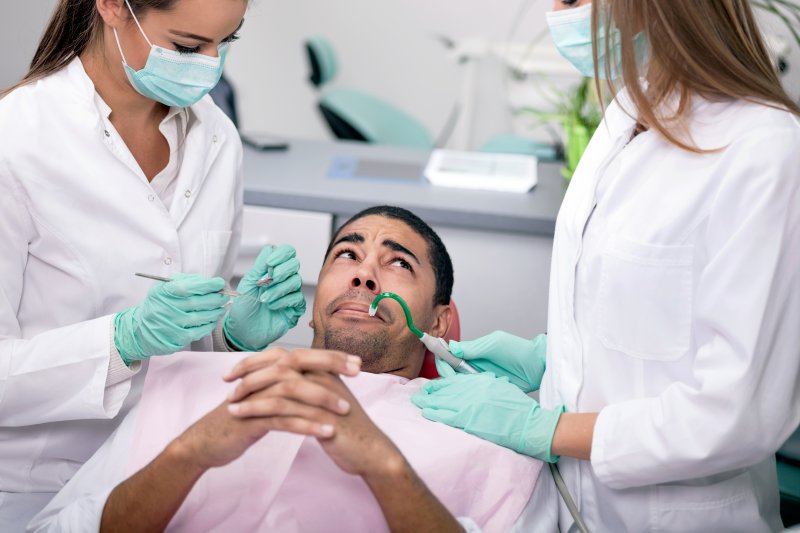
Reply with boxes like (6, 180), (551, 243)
(412, 370), (565, 463)
(448, 331), (547, 392)
(224, 244), (306, 351)
(114, 273), (229, 365)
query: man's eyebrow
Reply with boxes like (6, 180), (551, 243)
(169, 19), (245, 44)
(383, 240), (420, 265)
(332, 232), (365, 247)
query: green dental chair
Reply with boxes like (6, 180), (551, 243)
(305, 36), (434, 149)
(304, 36), (558, 160)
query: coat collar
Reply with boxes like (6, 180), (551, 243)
(59, 57), (230, 229)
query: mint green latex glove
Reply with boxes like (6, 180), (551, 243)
(224, 244), (306, 351)
(412, 368), (565, 463)
(114, 273), (229, 365)
(448, 331), (547, 393)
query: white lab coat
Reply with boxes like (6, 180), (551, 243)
(0, 58), (243, 527)
(540, 90), (800, 532)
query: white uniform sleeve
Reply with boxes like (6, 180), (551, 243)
(0, 157), (136, 426)
(212, 140), (243, 354)
(220, 139), (243, 285)
(591, 125), (800, 488)
(26, 403), (139, 533)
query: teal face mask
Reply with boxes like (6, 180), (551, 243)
(546, 3), (647, 80)
(113, 0), (227, 107)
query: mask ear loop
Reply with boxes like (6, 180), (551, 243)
(114, 0), (154, 68)
(112, 28), (131, 66)
(123, 0), (154, 47)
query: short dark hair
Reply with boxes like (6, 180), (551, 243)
(324, 206), (454, 306)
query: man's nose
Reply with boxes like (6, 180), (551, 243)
(350, 266), (380, 294)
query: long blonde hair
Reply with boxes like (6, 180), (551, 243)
(594, 0), (800, 152)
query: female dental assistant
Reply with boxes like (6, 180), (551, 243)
(413, 0), (800, 531)
(0, 0), (305, 527)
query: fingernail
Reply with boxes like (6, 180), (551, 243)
(227, 389), (236, 401)
(319, 424), (334, 437)
(337, 399), (350, 414)
(228, 403), (240, 414)
(347, 355), (361, 366)
(346, 362), (360, 374)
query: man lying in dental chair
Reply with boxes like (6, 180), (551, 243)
(29, 206), (557, 533)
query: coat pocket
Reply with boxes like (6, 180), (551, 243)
(597, 237), (694, 361)
(202, 230), (233, 278)
(652, 469), (769, 532)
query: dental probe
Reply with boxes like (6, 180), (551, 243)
(134, 273), (273, 298)
(368, 292), (479, 375)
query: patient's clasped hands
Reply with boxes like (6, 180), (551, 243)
(169, 347), (406, 478)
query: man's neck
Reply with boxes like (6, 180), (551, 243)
(309, 340), (423, 380)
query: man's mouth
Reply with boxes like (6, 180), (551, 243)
(333, 301), (387, 322)
(333, 302), (385, 322)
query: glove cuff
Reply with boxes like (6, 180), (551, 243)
(113, 309), (143, 366)
(518, 404), (565, 463)
(223, 316), (268, 352)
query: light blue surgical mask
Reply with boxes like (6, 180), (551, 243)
(546, 3), (647, 80)
(113, 0), (227, 107)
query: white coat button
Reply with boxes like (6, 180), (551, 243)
(147, 194), (155, 202)
(104, 130), (110, 137)
(184, 190), (191, 198)
(212, 135), (218, 143)
(164, 257), (172, 265)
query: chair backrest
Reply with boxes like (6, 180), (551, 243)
(209, 74), (239, 129)
(304, 36), (433, 149)
(319, 89), (433, 149)
(305, 36), (338, 88)
(419, 301), (460, 379)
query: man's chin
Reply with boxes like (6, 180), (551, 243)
(322, 326), (390, 367)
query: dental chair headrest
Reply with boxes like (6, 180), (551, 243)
(305, 36), (338, 88)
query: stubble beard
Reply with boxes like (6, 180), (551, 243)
(322, 325), (391, 370)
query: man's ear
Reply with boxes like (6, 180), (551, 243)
(428, 304), (452, 339)
(308, 319), (315, 329)
(95, 0), (129, 28)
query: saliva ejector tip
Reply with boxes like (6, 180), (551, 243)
(369, 292), (424, 339)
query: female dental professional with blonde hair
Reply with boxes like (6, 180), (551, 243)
(0, 0), (309, 527)
(413, 0), (800, 531)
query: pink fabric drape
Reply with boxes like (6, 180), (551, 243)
(128, 352), (542, 532)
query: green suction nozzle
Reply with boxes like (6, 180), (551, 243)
(369, 292), (424, 339)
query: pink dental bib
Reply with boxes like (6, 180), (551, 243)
(128, 352), (542, 532)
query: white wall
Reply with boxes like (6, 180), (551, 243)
(224, 0), (555, 144)
(0, 0), (59, 89)
(224, 0), (800, 141)
(4, 1), (799, 138)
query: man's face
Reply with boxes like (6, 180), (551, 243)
(311, 215), (451, 377)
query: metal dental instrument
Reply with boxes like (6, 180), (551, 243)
(255, 245), (276, 287)
(256, 273), (273, 288)
(368, 292), (479, 375)
(135, 272), (244, 297)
